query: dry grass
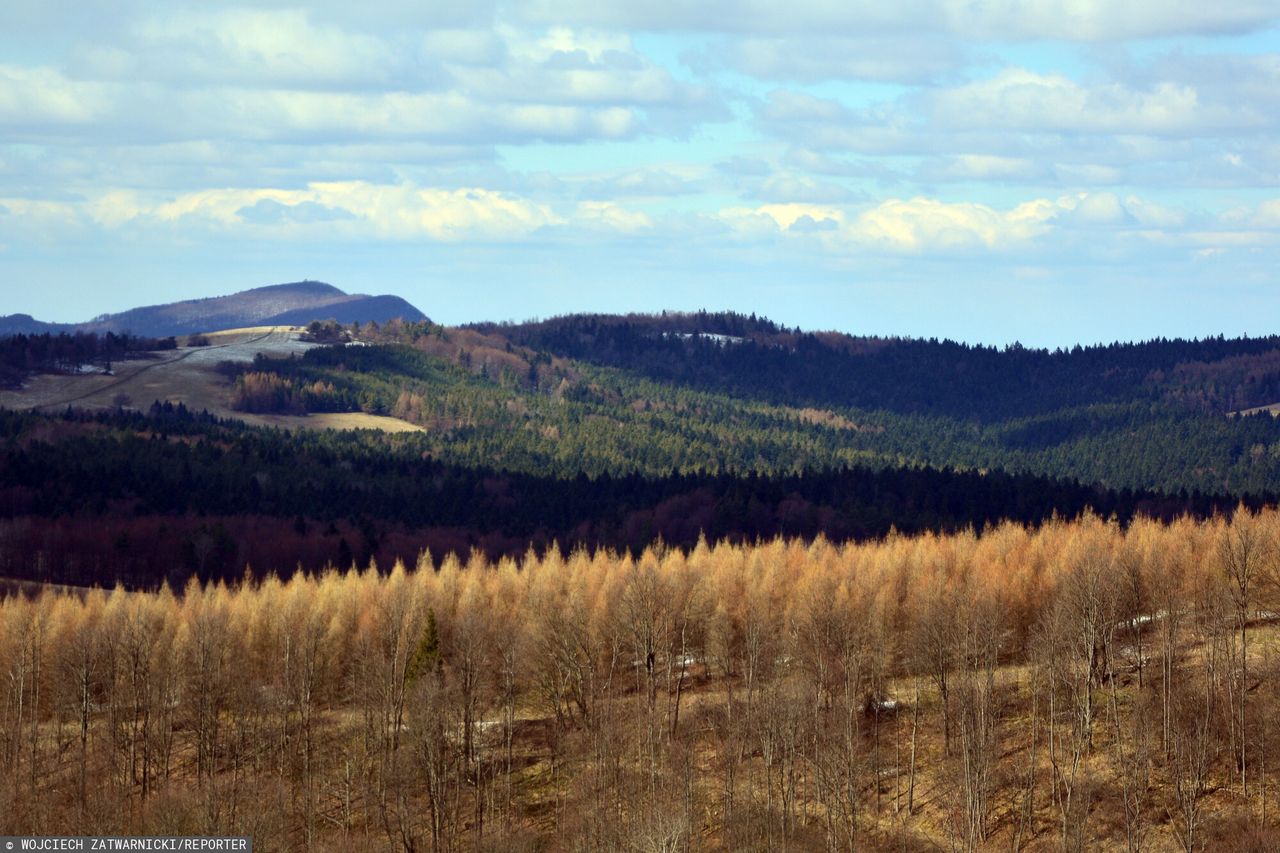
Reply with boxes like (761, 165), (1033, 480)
(0, 326), (422, 434)
(1230, 403), (1280, 417)
(244, 412), (424, 433)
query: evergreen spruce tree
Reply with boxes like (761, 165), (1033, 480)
(408, 607), (442, 687)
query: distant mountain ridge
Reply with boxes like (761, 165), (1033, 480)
(0, 281), (427, 338)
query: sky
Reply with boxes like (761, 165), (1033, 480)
(2, 1), (1280, 347)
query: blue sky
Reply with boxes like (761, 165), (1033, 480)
(2, 1), (1280, 346)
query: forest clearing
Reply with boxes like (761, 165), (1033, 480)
(4, 511), (1280, 851)
(0, 326), (420, 434)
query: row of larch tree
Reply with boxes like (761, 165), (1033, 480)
(4, 509), (1280, 850)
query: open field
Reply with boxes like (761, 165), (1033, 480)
(1231, 403), (1280, 417)
(0, 326), (421, 434)
(240, 411), (425, 433)
(5, 514), (1280, 850)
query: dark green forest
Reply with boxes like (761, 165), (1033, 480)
(9, 313), (1280, 587)
(480, 312), (1280, 416)
(215, 315), (1280, 495)
(0, 404), (1257, 587)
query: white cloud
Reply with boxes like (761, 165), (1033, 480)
(0, 181), (683, 242)
(0, 0), (495, 39)
(1058, 191), (1128, 225)
(712, 191), (1203, 256)
(925, 69), (1250, 137)
(236, 198), (357, 225)
(848, 196), (1058, 251)
(0, 196), (84, 226)
(1122, 195), (1187, 227)
(1140, 52), (1280, 112)
(0, 183), (560, 242)
(514, 0), (1279, 41)
(753, 53), (1280, 192)
(43, 86), (664, 147)
(918, 155), (1042, 182)
(716, 202), (843, 242)
(1048, 191), (1191, 230)
(699, 34), (966, 83)
(5, 16), (723, 157)
(753, 172), (862, 203)
(503, 25), (633, 63)
(574, 167), (702, 199)
(941, 0), (1278, 41)
(85, 190), (144, 228)
(1052, 163), (1125, 185)
(1254, 199), (1280, 228)
(420, 29), (505, 65)
(0, 195), (92, 245)
(145, 183), (563, 240)
(121, 9), (408, 89)
(1222, 198), (1280, 229)
(0, 65), (108, 127)
(573, 200), (653, 232)
(759, 68), (1272, 155)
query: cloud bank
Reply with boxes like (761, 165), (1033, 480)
(1, 0), (1278, 343)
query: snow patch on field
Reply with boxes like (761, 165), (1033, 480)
(0, 326), (423, 435)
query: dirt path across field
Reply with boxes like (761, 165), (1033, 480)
(0, 326), (424, 434)
(30, 328), (278, 412)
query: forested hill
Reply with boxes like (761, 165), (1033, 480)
(10, 311), (1280, 502)
(477, 312), (1280, 419)
(197, 317), (1280, 495)
(0, 405), (1256, 587)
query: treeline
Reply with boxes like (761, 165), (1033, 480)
(0, 331), (176, 387)
(5, 513), (1280, 849)
(0, 515), (417, 591)
(0, 405), (1261, 587)
(488, 312), (1280, 419)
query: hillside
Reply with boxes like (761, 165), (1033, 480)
(203, 317), (1280, 495)
(0, 281), (427, 338)
(480, 311), (1280, 418)
(0, 326), (424, 438)
(8, 308), (1280, 495)
(4, 515), (1280, 850)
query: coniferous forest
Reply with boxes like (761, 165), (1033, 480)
(0, 403), (1264, 589)
(222, 317), (1280, 494)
